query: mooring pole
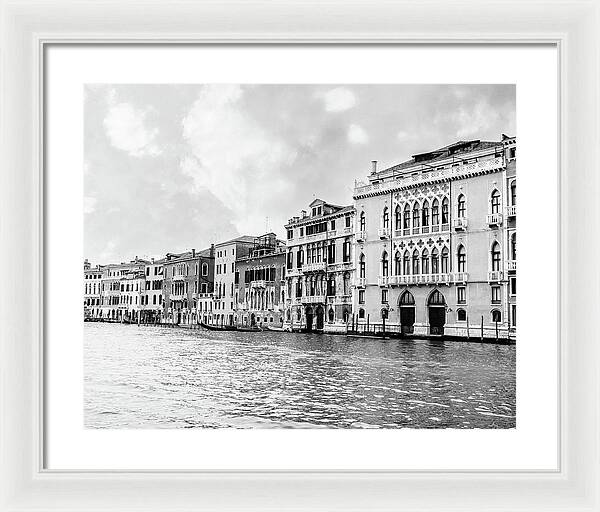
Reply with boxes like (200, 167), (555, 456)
(367, 314), (370, 334)
(481, 315), (484, 341)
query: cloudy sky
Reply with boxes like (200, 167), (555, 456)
(84, 84), (515, 264)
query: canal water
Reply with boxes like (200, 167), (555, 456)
(84, 323), (516, 429)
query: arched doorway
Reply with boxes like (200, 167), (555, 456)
(305, 306), (314, 331)
(315, 305), (325, 330)
(399, 290), (415, 334)
(428, 289), (446, 335)
(250, 313), (256, 327)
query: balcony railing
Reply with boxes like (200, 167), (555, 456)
(452, 218), (468, 231)
(343, 226), (353, 234)
(486, 213), (503, 226)
(169, 293), (186, 301)
(507, 205), (516, 217)
(488, 270), (504, 282)
(172, 274), (185, 281)
(303, 262), (327, 273)
(301, 295), (327, 304)
(451, 272), (469, 283)
(356, 230), (366, 242)
(287, 267), (302, 277)
(355, 277), (366, 288)
(327, 261), (353, 272)
(378, 227), (391, 239)
(354, 156), (505, 198)
(330, 294), (352, 304)
(378, 275), (390, 286)
(379, 273), (454, 286)
(251, 280), (274, 288)
(507, 260), (517, 271)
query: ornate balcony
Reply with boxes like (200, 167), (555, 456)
(486, 213), (503, 227)
(343, 226), (353, 235)
(356, 230), (366, 242)
(378, 275), (390, 286)
(327, 261), (354, 272)
(386, 273), (452, 286)
(287, 267), (302, 277)
(301, 295), (326, 304)
(452, 218), (468, 231)
(169, 293), (186, 301)
(378, 227), (391, 239)
(355, 277), (366, 288)
(488, 270), (504, 282)
(330, 294), (352, 304)
(507, 205), (516, 217)
(507, 260), (517, 271)
(251, 280), (274, 288)
(303, 262), (326, 273)
(451, 272), (469, 283)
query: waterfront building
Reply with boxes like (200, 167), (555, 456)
(283, 199), (355, 333)
(213, 236), (257, 326)
(120, 269), (146, 322)
(83, 259), (103, 319)
(99, 258), (147, 321)
(352, 136), (516, 340)
(234, 233), (286, 327)
(140, 258), (165, 324)
(162, 247), (215, 325)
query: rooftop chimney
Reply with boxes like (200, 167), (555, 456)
(192, 248), (196, 258)
(301, 210), (307, 218)
(371, 160), (378, 174)
(210, 244), (215, 257)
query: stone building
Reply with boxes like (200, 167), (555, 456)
(283, 199), (355, 333)
(234, 233), (286, 327)
(212, 236), (257, 327)
(119, 268), (146, 322)
(162, 247), (215, 325)
(83, 259), (103, 319)
(352, 136), (516, 340)
(99, 258), (146, 321)
(140, 258), (165, 323)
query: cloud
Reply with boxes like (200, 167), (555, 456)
(84, 196), (97, 214)
(322, 87), (357, 112)
(181, 85), (296, 234)
(347, 124), (368, 145)
(103, 90), (160, 157)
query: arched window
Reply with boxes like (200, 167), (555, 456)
(358, 308), (365, 319)
(359, 211), (366, 231)
(510, 180), (516, 206)
(412, 249), (420, 275)
(491, 189), (501, 213)
(382, 207), (389, 229)
(441, 247), (449, 273)
(359, 254), (366, 278)
(328, 308), (334, 322)
(428, 289), (446, 306)
(491, 309), (502, 323)
(510, 233), (516, 261)
(441, 197), (449, 224)
(431, 247), (439, 274)
(457, 194), (466, 218)
(422, 200), (430, 227)
(421, 248), (430, 274)
(457, 245), (466, 272)
(457, 308), (467, 321)
(491, 242), (501, 271)
(403, 250), (411, 275)
(403, 204), (411, 229)
(297, 247), (304, 268)
(381, 250), (389, 277)
(394, 251), (401, 275)
(201, 262), (208, 276)
(394, 205), (401, 230)
(327, 278), (336, 296)
(431, 199), (440, 226)
(343, 272), (350, 295)
(400, 290), (415, 305)
(412, 203), (420, 228)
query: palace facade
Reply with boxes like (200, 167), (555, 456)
(283, 199), (355, 333)
(235, 233), (286, 327)
(83, 259), (103, 319)
(353, 136), (516, 340)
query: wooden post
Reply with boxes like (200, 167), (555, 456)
(480, 315), (484, 341)
(382, 316), (386, 336)
(466, 312), (470, 340)
(367, 314), (370, 334)
(495, 320), (499, 342)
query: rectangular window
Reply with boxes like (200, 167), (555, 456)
(381, 289), (388, 304)
(457, 286), (466, 304)
(300, 227), (304, 236)
(287, 229), (293, 239)
(511, 304), (517, 326)
(201, 283), (207, 293)
(231, 263), (234, 273)
(331, 220), (335, 231)
(345, 215), (351, 227)
(510, 277), (517, 296)
(491, 286), (501, 304)
(359, 290), (365, 304)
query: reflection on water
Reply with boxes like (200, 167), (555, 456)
(84, 323), (516, 429)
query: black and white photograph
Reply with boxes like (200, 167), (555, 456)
(83, 84), (516, 429)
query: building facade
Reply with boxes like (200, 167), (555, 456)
(83, 259), (103, 319)
(213, 236), (257, 326)
(99, 258), (146, 321)
(234, 233), (286, 327)
(283, 199), (355, 333)
(141, 258), (165, 323)
(119, 268), (146, 322)
(352, 136), (516, 340)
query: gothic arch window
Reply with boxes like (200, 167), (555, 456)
(510, 233), (516, 261)
(457, 244), (467, 272)
(394, 204), (402, 230)
(201, 262), (208, 276)
(412, 202), (420, 228)
(403, 204), (411, 229)
(491, 241), (501, 271)
(358, 308), (365, 319)
(399, 290), (415, 305)
(421, 248), (430, 274)
(441, 197), (449, 224)
(491, 189), (501, 214)
(457, 308), (467, 321)
(431, 199), (440, 226)
(381, 250), (389, 277)
(394, 251), (401, 275)
(412, 249), (420, 275)
(381, 207), (389, 229)
(491, 309), (502, 323)
(403, 250), (411, 275)
(510, 180), (516, 206)
(457, 194), (466, 218)
(441, 246), (449, 273)
(431, 247), (440, 274)
(422, 200), (430, 227)
(359, 253), (366, 278)
(359, 211), (366, 231)
(428, 289), (446, 306)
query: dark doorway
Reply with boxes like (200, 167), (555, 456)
(427, 289), (446, 335)
(250, 313), (256, 327)
(399, 290), (416, 334)
(305, 306), (313, 331)
(315, 305), (325, 330)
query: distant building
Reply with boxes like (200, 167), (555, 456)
(120, 269), (146, 322)
(213, 236), (257, 326)
(284, 199), (355, 333)
(99, 258), (146, 321)
(83, 259), (103, 319)
(352, 136), (516, 339)
(162, 246), (215, 325)
(234, 233), (286, 327)
(141, 258), (165, 323)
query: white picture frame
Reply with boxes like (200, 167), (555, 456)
(1, 0), (598, 510)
